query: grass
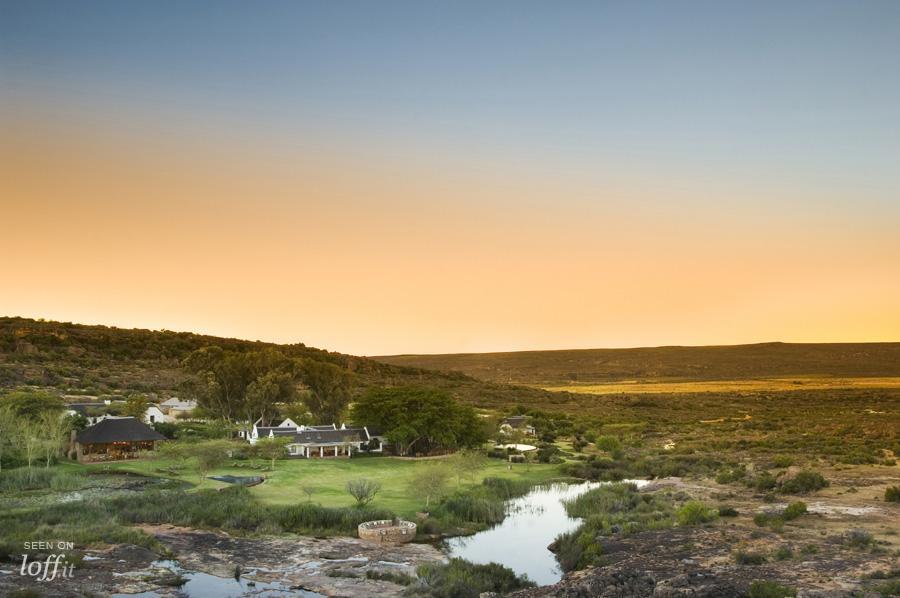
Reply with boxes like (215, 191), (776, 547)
(89, 455), (560, 517)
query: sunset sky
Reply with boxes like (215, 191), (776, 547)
(2, 1), (899, 355)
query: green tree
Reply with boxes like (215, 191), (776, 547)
(122, 394), (150, 419)
(2, 390), (64, 418)
(346, 478), (381, 507)
(254, 436), (290, 470)
(0, 405), (19, 472)
(411, 464), (451, 507)
(349, 387), (486, 456)
(452, 449), (487, 486)
(189, 439), (234, 479)
(297, 359), (354, 423)
(38, 410), (72, 467)
(183, 347), (301, 425)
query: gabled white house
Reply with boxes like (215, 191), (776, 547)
(143, 405), (167, 425)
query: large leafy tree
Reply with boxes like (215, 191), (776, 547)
(182, 347), (300, 425)
(349, 387), (486, 456)
(1, 390), (64, 418)
(297, 358), (354, 423)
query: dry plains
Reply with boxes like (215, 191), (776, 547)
(545, 376), (900, 395)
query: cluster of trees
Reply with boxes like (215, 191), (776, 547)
(349, 387), (488, 456)
(0, 391), (74, 472)
(182, 347), (354, 426)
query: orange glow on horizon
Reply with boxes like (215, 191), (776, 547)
(2, 116), (899, 355)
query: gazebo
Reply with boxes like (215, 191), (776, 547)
(74, 417), (166, 462)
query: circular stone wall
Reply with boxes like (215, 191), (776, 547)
(358, 519), (417, 543)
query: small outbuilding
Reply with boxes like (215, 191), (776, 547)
(73, 417), (166, 462)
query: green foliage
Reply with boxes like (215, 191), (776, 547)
(122, 394), (149, 418)
(346, 478), (381, 507)
(885, 485), (900, 502)
(594, 435), (621, 452)
(875, 580), (900, 596)
(779, 471), (828, 495)
(349, 387), (487, 456)
(410, 464), (451, 508)
(733, 550), (767, 565)
(411, 558), (534, 597)
(556, 483), (676, 571)
(782, 501), (807, 520)
(0, 467), (86, 492)
(748, 580), (797, 597)
(183, 347), (302, 425)
(774, 546), (793, 561)
(718, 505), (738, 517)
(676, 500), (719, 525)
(251, 436), (290, 469)
(1, 390), (64, 417)
(748, 472), (777, 491)
(297, 358), (354, 423)
(843, 528), (875, 550)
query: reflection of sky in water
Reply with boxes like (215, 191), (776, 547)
(445, 481), (647, 586)
(112, 560), (324, 598)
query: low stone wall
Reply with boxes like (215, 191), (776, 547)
(358, 519), (417, 544)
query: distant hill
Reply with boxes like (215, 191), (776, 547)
(0, 316), (550, 408)
(373, 342), (900, 387)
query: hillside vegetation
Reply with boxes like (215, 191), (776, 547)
(0, 316), (550, 407)
(374, 342), (900, 387)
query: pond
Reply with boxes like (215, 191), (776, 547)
(112, 560), (325, 598)
(443, 480), (648, 586)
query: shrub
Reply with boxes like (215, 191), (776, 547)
(875, 580), (900, 596)
(733, 550), (767, 565)
(749, 472), (777, 491)
(595, 435), (622, 452)
(772, 455), (794, 468)
(716, 466), (746, 484)
(718, 505), (738, 517)
(774, 545), (793, 561)
(411, 558), (534, 597)
(676, 501), (718, 526)
(748, 580), (797, 597)
(783, 501), (807, 521)
(885, 486), (900, 503)
(843, 528), (875, 550)
(779, 471), (828, 495)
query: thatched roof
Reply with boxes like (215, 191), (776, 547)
(75, 417), (166, 444)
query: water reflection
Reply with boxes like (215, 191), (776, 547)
(444, 480), (647, 586)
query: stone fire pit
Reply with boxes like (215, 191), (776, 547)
(358, 519), (417, 543)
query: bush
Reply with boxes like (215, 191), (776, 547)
(676, 501), (718, 526)
(748, 580), (797, 597)
(594, 435), (622, 452)
(772, 455), (794, 468)
(411, 558), (534, 597)
(733, 550), (767, 565)
(885, 486), (900, 503)
(783, 501), (807, 521)
(749, 472), (777, 491)
(843, 528), (875, 550)
(718, 505), (738, 517)
(774, 545), (793, 560)
(875, 580), (900, 596)
(779, 471), (828, 495)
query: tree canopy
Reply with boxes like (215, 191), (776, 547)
(349, 387), (487, 456)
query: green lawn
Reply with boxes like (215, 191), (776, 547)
(87, 455), (561, 516)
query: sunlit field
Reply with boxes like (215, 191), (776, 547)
(545, 376), (900, 395)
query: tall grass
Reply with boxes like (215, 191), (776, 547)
(0, 468), (86, 492)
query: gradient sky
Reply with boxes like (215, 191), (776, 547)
(2, 1), (899, 355)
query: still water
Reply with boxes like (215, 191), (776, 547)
(444, 480), (647, 586)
